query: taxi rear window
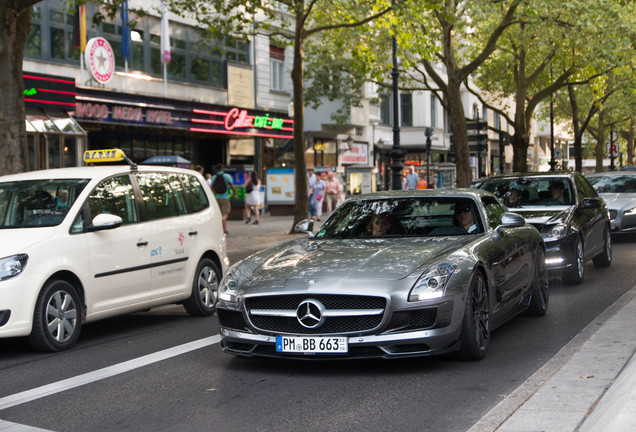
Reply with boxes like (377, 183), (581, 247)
(0, 179), (89, 228)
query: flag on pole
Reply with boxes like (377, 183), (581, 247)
(120, 0), (131, 63)
(72, 5), (86, 52)
(160, 0), (171, 63)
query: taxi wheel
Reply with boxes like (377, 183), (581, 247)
(459, 270), (489, 360)
(28, 280), (82, 352)
(184, 258), (219, 316)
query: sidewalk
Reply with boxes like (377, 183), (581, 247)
(224, 213), (307, 256)
(223, 213), (636, 432)
(470, 287), (636, 432)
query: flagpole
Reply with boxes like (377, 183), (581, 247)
(163, 63), (167, 97)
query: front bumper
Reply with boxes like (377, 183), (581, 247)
(609, 210), (636, 233)
(218, 298), (466, 359)
(544, 238), (575, 271)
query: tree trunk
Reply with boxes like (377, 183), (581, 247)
(627, 118), (635, 166)
(0, 3), (32, 175)
(595, 110), (605, 172)
(447, 81), (471, 187)
(290, 8), (309, 233)
(567, 85), (583, 172)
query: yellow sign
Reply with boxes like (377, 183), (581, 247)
(83, 149), (127, 163)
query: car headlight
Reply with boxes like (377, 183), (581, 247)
(409, 263), (457, 301)
(219, 266), (242, 303)
(0, 254), (28, 281)
(625, 206), (636, 216)
(541, 224), (568, 242)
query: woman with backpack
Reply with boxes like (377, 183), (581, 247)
(211, 163), (235, 235)
(244, 171), (261, 225)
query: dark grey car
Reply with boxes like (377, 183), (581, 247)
(217, 189), (548, 360)
(472, 172), (612, 284)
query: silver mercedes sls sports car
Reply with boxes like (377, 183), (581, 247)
(217, 189), (548, 360)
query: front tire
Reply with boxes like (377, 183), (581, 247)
(527, 248), (549, 316)
(183, 258), (220, 316)
(459, 271), (489, 360)
(592, 228), (612, 268)
(564, 236), (584, 285)
(28, 279), (82, 352)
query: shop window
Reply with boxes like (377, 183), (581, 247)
(401, 93), (412, 127)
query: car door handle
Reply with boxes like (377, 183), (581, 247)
(137, 240), (148, 247)
(189, 230), (198, 236)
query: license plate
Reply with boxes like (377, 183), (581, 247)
(276, 336), (348, 353)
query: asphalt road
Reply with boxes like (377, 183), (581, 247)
(1, 236), (635, 432)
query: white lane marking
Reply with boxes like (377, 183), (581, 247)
(0, 335), (221, 412)
(0, 419), (52, 431)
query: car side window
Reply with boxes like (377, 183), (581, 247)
(167, 173), (188, 215)
(135, 173), (180, 221)
(86, 175), (138, 226)
(482, 197), (505, 230)
(181, 174), (209, 213)
(575, 174), (597, 200)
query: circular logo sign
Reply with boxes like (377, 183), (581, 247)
(85, 37), (115, 84)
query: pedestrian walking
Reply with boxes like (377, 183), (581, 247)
(404, 168), (418, 190)
(211, 163), (236, 235)
(244, 171), (262, 225)
(308, 167), (317, 220)
(324, 171), (343, 215)
(314, 172), (326, 221)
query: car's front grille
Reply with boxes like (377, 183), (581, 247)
(217, 309), (249, 331)
(609, 210), (618, 220)
(244, 294), (386, 335)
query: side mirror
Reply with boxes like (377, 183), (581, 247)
(583, 197), (602, 209)
(294, 219), (314, 236)
(87, 213), (123, 232)
(499, 212), (525, 228)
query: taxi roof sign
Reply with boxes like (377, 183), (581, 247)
(83, 149), (137, 169)
(83, 149), (126, 163)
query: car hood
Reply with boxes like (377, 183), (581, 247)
(511, 208), (571, 226)
(0, 227), (57, 256)
(243, 236), (474, 284)
(598, 193), (636, 211)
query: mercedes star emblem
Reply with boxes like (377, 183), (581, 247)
(296, 299), (326, 328)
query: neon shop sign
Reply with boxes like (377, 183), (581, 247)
(191, 107), (293, 139)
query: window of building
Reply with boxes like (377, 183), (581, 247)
(400, 93), (412, 127)
(24, 1), (248, 89)
(270, 45), (286, 91)
(494, 112), (501, 129)
(430, 94), (437, 128)
(380, 94), (391, 125)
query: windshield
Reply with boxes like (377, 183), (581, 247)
(587, 175), (636, 193)
(477, 177), (574, 207)
(0, 179), (89, 228)
(314, 197), (484, 239)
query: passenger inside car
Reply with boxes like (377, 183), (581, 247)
(362, 212), (404, 237)
(454, 203), (479, 233)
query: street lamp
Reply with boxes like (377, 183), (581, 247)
(390, 0), (404, 190)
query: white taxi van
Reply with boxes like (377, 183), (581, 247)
(0, 149), (229, 351)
